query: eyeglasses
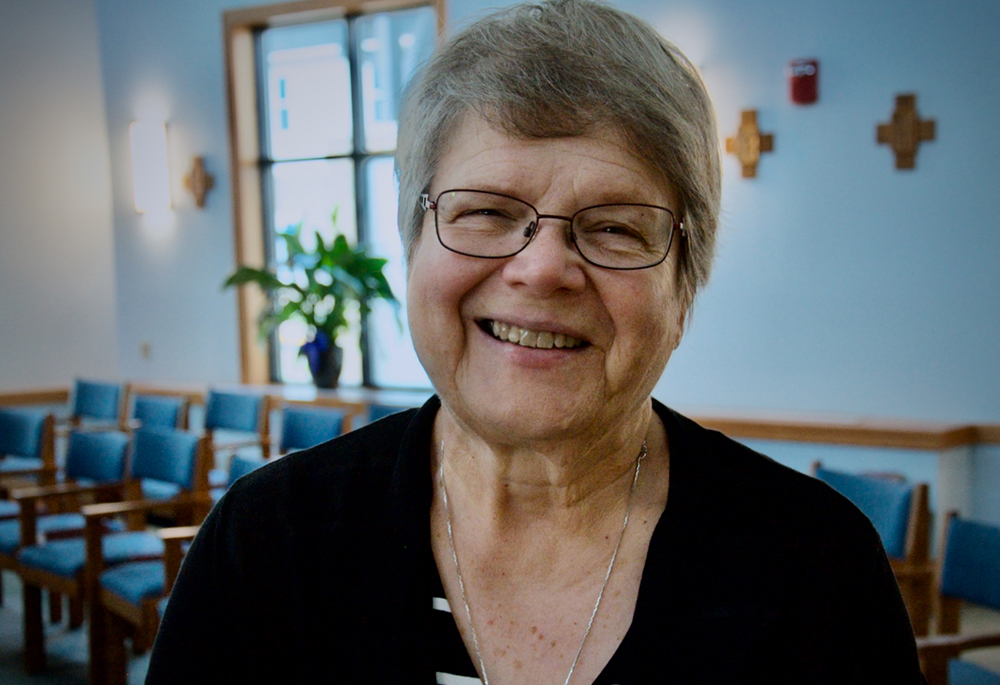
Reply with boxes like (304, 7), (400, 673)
(420, 189), (684, 270)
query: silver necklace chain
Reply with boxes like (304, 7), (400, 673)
(438, 440), (647, 685)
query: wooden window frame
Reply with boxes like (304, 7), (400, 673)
(223, 0), (445, 385)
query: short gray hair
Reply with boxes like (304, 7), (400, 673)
(395, 0), (721, 306)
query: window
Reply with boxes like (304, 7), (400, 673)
(224, 0), (440, 389)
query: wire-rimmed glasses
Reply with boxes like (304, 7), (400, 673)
(420, 189), (684, 271)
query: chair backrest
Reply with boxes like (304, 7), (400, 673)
(227, 455), (264, 488)
(940, 515), (1000, 612)
(131, 427), (209, 495)
(367, 404), (411, 424)
(204, 391), (262, 434)
(133, 395), (188, 430)
(65, 430), (130, 483)
(280, 406), (344, 453)
(814, 465), (916, 559)
(0, 408), (52, 458)
(72, 380), (123, 423)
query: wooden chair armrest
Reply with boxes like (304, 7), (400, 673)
(81, 494), (212, 521)
(918, 632), (1000, 654)
(158, 525), (201, 541)
(10, 481), (122, 503)
(917, 632), (1000, 685)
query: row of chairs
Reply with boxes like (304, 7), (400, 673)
(0, 382), (415, 684)
(814, 463), (1000, 684)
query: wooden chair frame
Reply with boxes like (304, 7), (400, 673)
(86, 505), (207, 685)
(12, 436), (210, 674)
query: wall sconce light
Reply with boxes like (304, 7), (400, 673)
(184, 156), (215, 208)
(128, 121), (171, 213)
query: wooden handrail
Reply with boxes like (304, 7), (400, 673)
(3, 385), (999, 448)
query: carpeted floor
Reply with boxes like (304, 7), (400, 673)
(0, 570), (149, 685)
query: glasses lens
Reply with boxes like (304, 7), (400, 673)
(435, 190), (535, 258)
(572, 204), (674, 269)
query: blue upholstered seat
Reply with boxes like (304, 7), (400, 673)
(949, 659), (1000, 685)
(18, 531), (164, 578)
(0, 500), (19, 519)
(133, 395), (186, 430)
(133, 428), (200, 491)
(72, 380), (123, 424)
(0, 514), (91, 554)
(141, 479), (182, 500)
(814, 466), (913, 559)
(157, 595), (169, 619)
(65, 431), (130, 483)
(0, 408), (49, 458)
(211, 455), (264, 503)
(941, 518), (1000, 611)
(280, 406), (343, 453)
(0, 456), (43, 471)
(101, 560), (166, 605)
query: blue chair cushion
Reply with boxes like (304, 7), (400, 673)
(133, 396), (184, 429)
(158, 595), (170, 619)
(65, 431), (129, 482)
(204, 392), (261, 433)
(368, 404), (409, 423)
(227, 456), (263, 487)
(17, 531), (164, 579)
(132, 428), (199, 489)
(0, 456), (43, 472)
(141, 479), (182, 500)
(74, 380), (121, 422)
(209, 468), (228, 489)
(0, 500), (19, 519)
(814, 467), (912, 559)
(0, 408), (47, 457)
(949, 659), (1000, 685)
(0, 514), (88, 554)
(280, 407), (343, 453)
(101, 560), (165, 605)
(941, 518), (1000, 611)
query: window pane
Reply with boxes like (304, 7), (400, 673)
(355, 6), (437, 153)
(261, 20), (353, 160)
(364, 156), (431, 388)
(270, 159), (362, 386)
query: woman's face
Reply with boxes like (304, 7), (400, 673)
(407, 114), (687, 445)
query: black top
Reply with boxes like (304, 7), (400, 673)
(147, 397), (926, 684)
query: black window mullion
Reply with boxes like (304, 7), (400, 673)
(347, 14), (373, 387)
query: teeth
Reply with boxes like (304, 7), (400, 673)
(486, 321), (583, 349)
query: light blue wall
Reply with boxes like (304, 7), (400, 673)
(0, 0), (119, 388)
(90, 0), (1000, 422)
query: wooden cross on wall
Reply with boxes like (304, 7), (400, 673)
(877, 94), (936, 170)
(726, 110), (774, 178)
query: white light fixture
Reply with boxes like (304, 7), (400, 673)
(129, 121), (171, 213)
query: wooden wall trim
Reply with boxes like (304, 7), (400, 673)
(0, 388), (71, 406)
(3, 385), (998, 447)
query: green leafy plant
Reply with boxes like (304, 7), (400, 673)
(223, 214), (398, 358)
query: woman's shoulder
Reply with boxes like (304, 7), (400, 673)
(656, 401), (879, 543)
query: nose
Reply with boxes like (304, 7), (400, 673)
(502, 216), (586, 293)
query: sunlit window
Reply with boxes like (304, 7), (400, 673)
(257, 7), (435, 388)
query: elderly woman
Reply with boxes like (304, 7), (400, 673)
(149, 1), (924, 682)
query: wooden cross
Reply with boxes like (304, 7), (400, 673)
(877, 94), (935, 170)
(184, 156), (215, 208)
(726, 110), (774, 178)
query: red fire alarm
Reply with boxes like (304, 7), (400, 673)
(788, 58), (819, 105)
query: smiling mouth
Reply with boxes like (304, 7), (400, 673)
(479, 319), (587, 349)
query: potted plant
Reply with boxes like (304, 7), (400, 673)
(224, 215), (398, 388)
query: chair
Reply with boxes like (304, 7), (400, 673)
(127, 394), (189, 431)
(917, 513), (1000, 685)
(59, 380), (126, 433)
(279, 404), (348, 455)
(0, 408), (57, 491)
(13, 426), (211, 673)
(367, 403), (413, 424)
(0, 430), (129, 615)
(203, 390), (269, 488)
(813, 462), (933, 634)
(94, 451), (259, 684)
